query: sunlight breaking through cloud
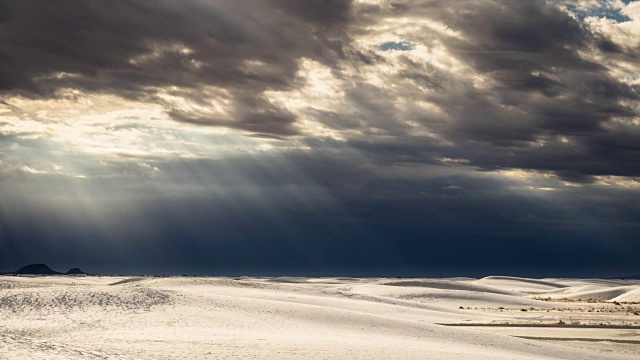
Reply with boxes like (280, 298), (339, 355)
(0, 0), (638, 276)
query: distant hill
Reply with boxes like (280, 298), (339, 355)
(65, 268), (88, 275)
(12, 264), (61, 275)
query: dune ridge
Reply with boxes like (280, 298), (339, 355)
(0, 275), (638, 359)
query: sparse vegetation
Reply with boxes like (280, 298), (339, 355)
(533, 297), (640, 305)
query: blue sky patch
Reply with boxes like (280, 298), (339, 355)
(379, 41), (416, 52)
(563, 1), (632, 23)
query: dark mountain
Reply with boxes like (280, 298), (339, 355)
(12, 264), (61, 275)
(65, 268), (88, 275)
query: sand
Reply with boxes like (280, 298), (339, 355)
(0, 275), (639, 359)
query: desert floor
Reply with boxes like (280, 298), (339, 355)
(1, 275), (639, 359)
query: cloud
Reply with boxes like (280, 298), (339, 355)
(2, 150), (639, 275)
(333, 0), (640, 181)
(0, 0), (639, 275)
(0, 0), (354, 137)
(0, 0), (637, 183)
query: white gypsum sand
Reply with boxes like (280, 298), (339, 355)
(0, 275), (639, 359)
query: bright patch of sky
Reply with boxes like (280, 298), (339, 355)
(379, 40), (416, 51)
(557, 0), (636, 22)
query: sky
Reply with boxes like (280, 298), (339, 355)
(0, 0), (639, 277)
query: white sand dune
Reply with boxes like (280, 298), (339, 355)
(530, 279), (640, 303)
(612, 287), (640, 303)
(380, 279), (518, 295)
(351, 283), (560, 309)
(542, 285), (636, 301)
(1, 275), (639, 359)
(557, 278), (636, 287)
(475, 276), (568, 293)
(544, 284), (618, 296)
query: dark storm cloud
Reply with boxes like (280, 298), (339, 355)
(2, 0), (638, 181)
(0, 0), (353, 136)
(2, 152), (639, 276)
(341, 0), (640, 181)
(1, 0), (640, 276)
(168, 94), (300, 135)
(270, 0), (354, 27)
